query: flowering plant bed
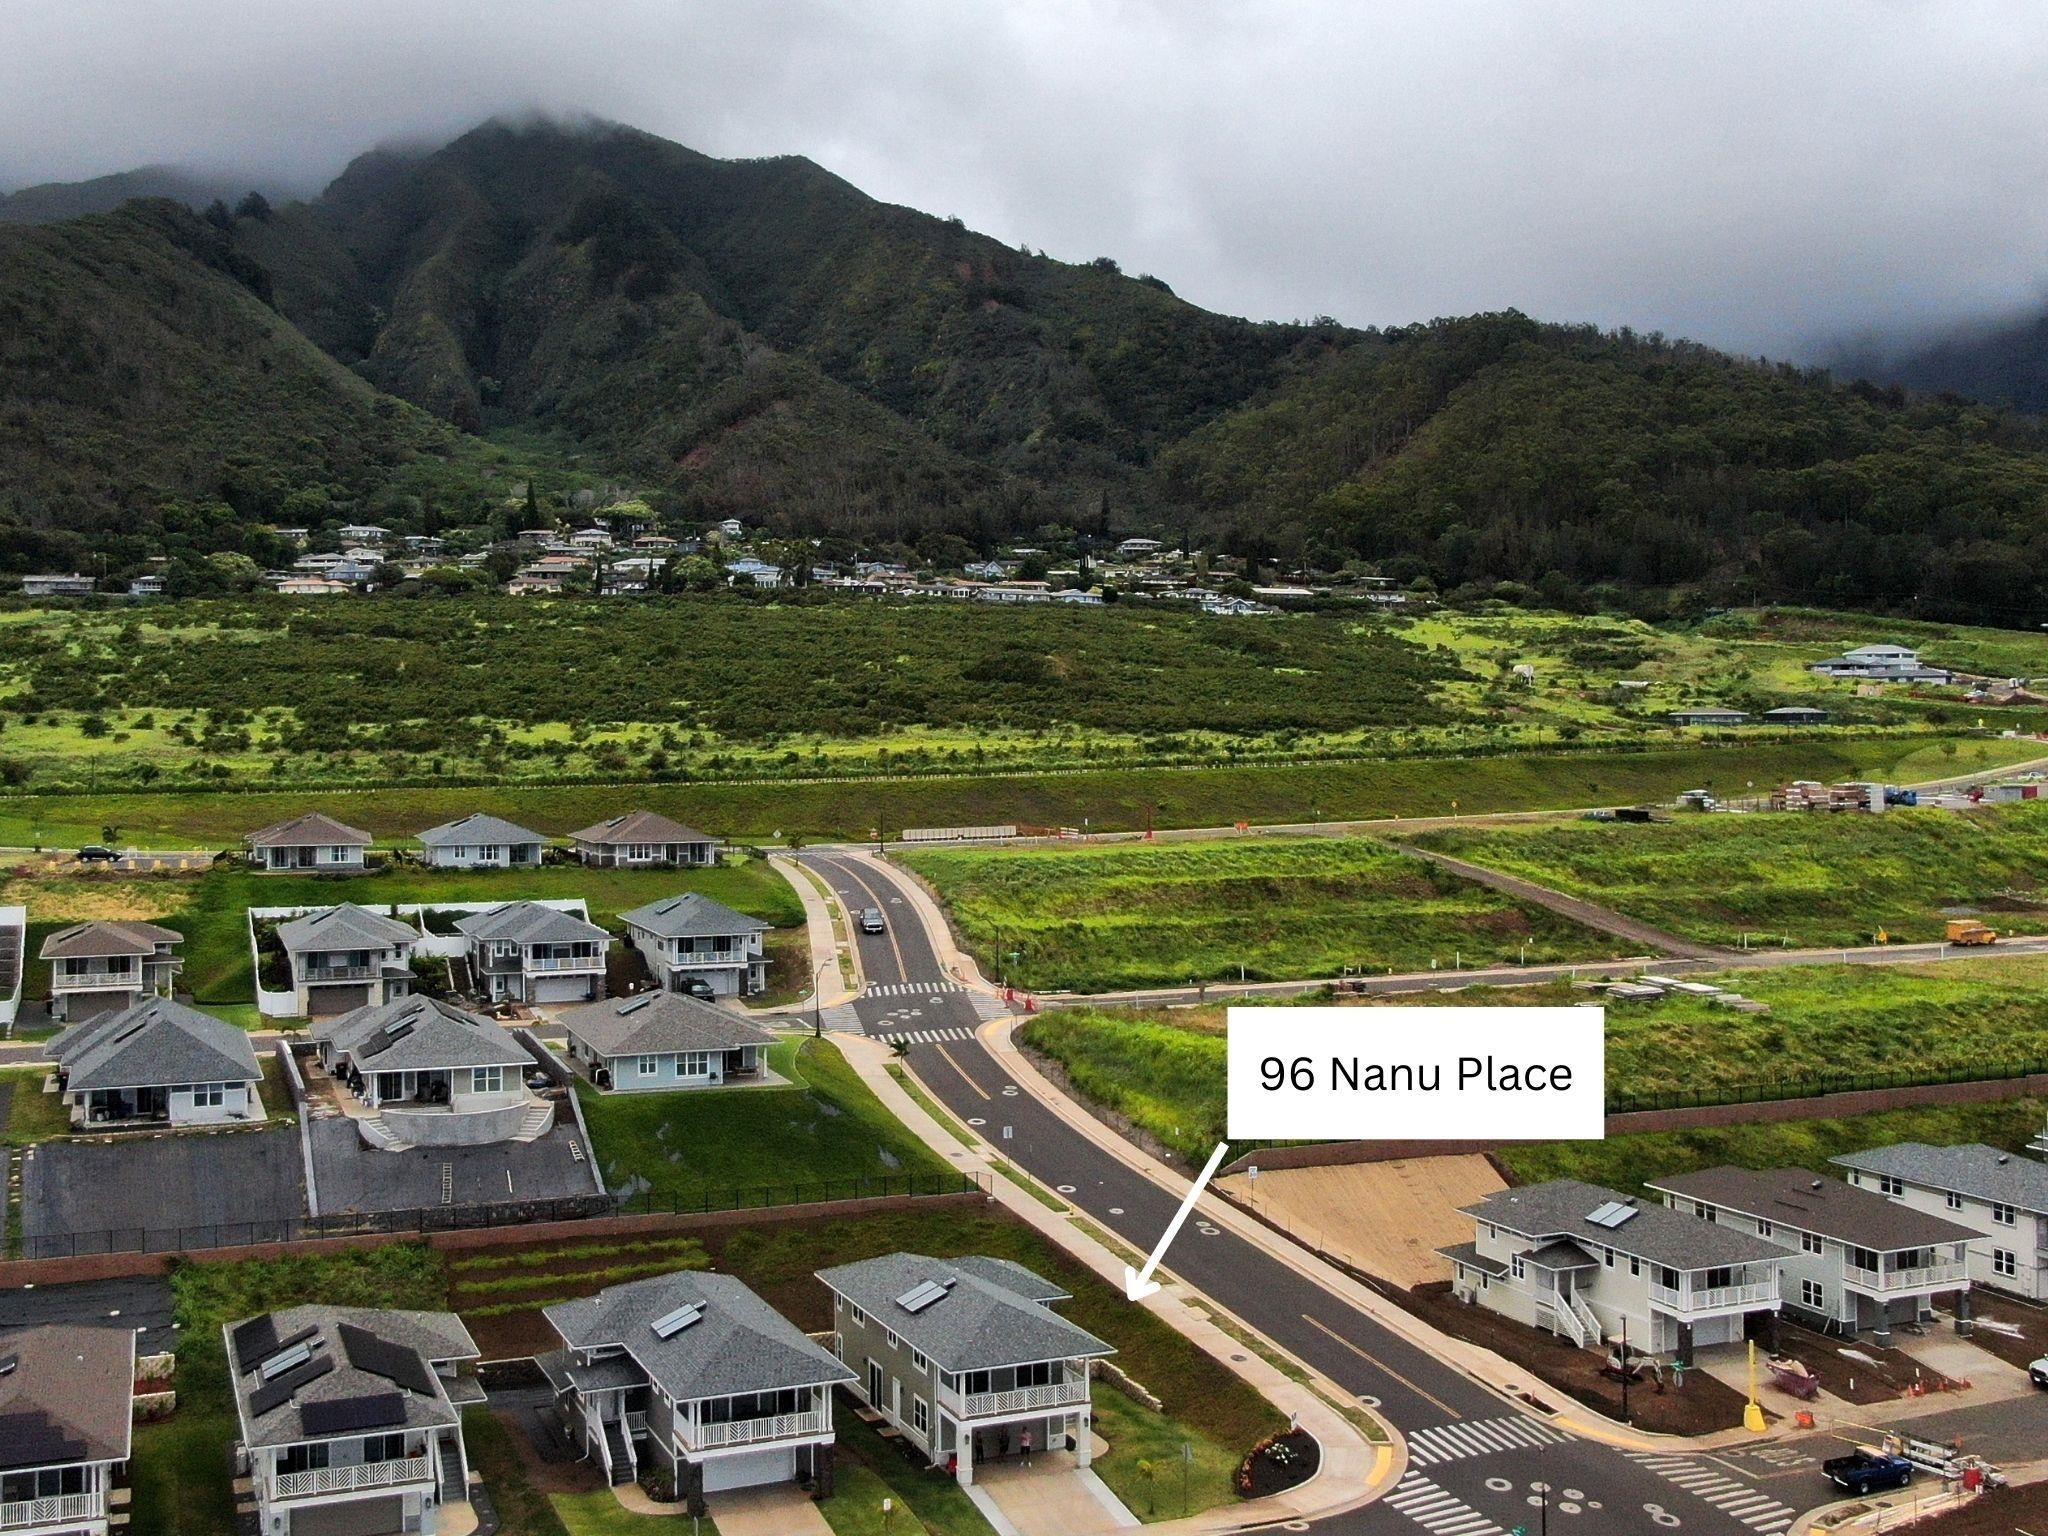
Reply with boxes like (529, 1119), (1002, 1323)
(1235, 1428), (1319, 1498)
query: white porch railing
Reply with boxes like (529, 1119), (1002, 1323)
(940, 1379), (1090, 1419)
(1843, 1260), (1969, 1293)
(1545, 1298), (1588, 1348)
(0, 1493), (102, 1529)
(301, 963), (378, 981)
(526, 954), (604, 972)
(1650, 1279), (1778, 1315)
(273, 1456), (431, 1500)
(685, 1405), (834, 1450)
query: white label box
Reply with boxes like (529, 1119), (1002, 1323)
(1225, 1006), (1606, 1142)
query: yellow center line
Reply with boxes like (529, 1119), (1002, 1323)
(935, 1042), (991, 1100)
(1300, 1313), (1463, 1420)
(829, 855), (913, 983)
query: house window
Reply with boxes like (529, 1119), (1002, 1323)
(1756, 1219), (1773, 1237)
(191, 1083), (224, 1108)
(1946, 1191), (1965, 1210)
(362, 1433), (407, 1463)
(1510, 1256), (1525, 1280)
(637, 1056), (660, 1077)
(1992, 1203), (2017, 1226)
(277, 1444), (331, 1476)
(912, 1396), (930, 1439)
(885, 1329), (900, 1350)
(1801, 1279), (1825, 1309)
(1878, 1175), (1904, 1196)
(1603, 1247), (1614, 1267)
(910, 1348), (928, 1372)
(1629, 1256), (1641, 1277)
(1484, 1223), (1496, 1239)
(1693, 1202), (1714, 1222)
(1801, 1232), (1824, 1254)
(472, 1066), (504, 1094)
(680, 1052), (711, 1076)
(850, 1304), (868, 1327)
(1993, 1248), (2017, 1278)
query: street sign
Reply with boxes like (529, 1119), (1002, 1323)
(1002, 1126), (1013, 1140)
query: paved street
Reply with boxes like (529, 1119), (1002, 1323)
(803, 849), (1816, 1536)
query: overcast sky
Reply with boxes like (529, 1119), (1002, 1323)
(6, 0), (2047, 357)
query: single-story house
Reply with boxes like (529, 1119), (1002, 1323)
(1831, 1142), (2048, 1302)
(20, 574), (96, 598)
(453, 901), (610, 1006)
(246, 812), (372, 874)
(1667, 707), (1749, 727)
(1762, 706), (1829, 726)
(40, 919), (183, 1021)
(556, 992), (777, 1091)
(275, 904), (418, 1016)
(52, 996), (263, 1129)
(569, 811), (719, 869)
(311, 996), (534, 1134)
(415, 813), (547, 870)
(0, 1324), (135, 1536)
(617, 893), (769, 999)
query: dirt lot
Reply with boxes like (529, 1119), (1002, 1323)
(1402, 1281), (1760, 1436)
(1216, 1154), (1505, 1288)
(1937, 1291), (2047, 1374)
(1771, 1320), (1965, 1406)
(1894, 1476), (2048, 1533)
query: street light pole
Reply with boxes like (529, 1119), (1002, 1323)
(813, 957), (832, 1039)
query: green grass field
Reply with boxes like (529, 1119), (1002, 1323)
(902, 836), (1623, 991)
(1412, 801), (2048, 947)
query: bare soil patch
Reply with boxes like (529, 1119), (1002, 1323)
(1217, 1155), (1504, 1289)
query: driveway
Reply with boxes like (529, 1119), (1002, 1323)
(20, 1126), (306, 1256)
(974, 1452), (1138, 1535)
(708, 1486), (832, 1535)
(307, 1117), (600, 1215)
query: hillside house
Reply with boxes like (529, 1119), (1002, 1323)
(617, 893), (768, 998)
(1762, 706), (1829, 725)
(225, 1306), (483, 1536)
(1443, 1180), (1784, 1364)
(275, 904), (418, 1016)
(569, 811), (719, 870)
(310, 996), (542, 1149)
(1667, 707), (1749, 726)
(540, 1271), (853, 1509)
(246, 813), (372, 874)
(1647, 1167), (1977, 1340)
(51, 997), (263, 1129)
(557, 992), (777, 1091)
(0, 1324), (134, 1536)
(817, 1253), (1113, 1486)
(20, 574), (95, 597)
(414, 813), (546, 870)
(1809, 644), (1952, 683)
(1831, 1143), (2048, 1302)
(453, 901), (610, 1006)
(39, 919), (183, 1021)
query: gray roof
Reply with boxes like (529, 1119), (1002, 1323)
(225, 1305), (477, 1449)
(277, 903), (418, 954)
(0, 1324), (135, 1471)
(39, 919), (181, 961)
(545, 1271), (852, 1404)
(1461, 1180), (1786, 1271)
(417, 812), (547, 848)
(1435, 1241), (1507, 1279)
(1520, 1240), (1600, 1270)
(453, 901), (609, 947)
(947, 1255), (1072, 1302)
(535, 1348), (644, 1397)
(245, 811), (371, 848)
(1831, 1143), (2048, 1215)
(556, 991), (777, 1059)
(815, 1253), (1113, 1373)
(618, 892), (769, 940)
(570, 810), (714, 847)
(52, 998), (262, 1092)
(313, 996), (530, 1073)
(1647, 1167), (1982, 1252)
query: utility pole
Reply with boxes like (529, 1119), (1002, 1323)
(1620, 1315), (1630, 1425)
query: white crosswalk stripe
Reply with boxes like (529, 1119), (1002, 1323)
(1383, 1472), (1509, 1535)
(1405, 1415), (1573, 1466)
(1624, 1452), (1799, 1532)
(865, 981), (966, 996)
(877, 1027), (978, 1045)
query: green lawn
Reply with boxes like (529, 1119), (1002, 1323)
(460, 1407), (573, 1536)
(0, 1066), (68, 1145)
(127, 1414), (242, 1536)
(820, 1457), (938, 1536)
(578, 1037), (955, 1206)
(1411, 801), (2048, 947)
(828, 1405), (990, 1536)
(901, 836), (1623, 992)
(1091, 1382), (1243, 1522)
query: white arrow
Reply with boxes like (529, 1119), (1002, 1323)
(1124, 1141), (1230, 1301)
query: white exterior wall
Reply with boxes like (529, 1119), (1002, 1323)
(167, 1080), (259, 1126)
(1840, 1172), (2048, 1301)
(424, 843), (541, 869)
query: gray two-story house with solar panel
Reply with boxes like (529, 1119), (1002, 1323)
(453, 901), (610, 1006)
(540, 1271), (854, 1513)
(816, 1253), (1113, 1486)
(276, 904), (419, 1017)
(0, 1325), (135, 1536)
(225, 1306), (484, 1536)
(618, 893), (769, 999)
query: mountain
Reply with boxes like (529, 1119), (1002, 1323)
(5, 113), (2048, 624)
(0, 165), (288, 225)
(1830, 310), (2048, 416)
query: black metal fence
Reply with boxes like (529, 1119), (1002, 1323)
(18, 1170), (986, 1261)
(1606, 1057), (2048, 1116)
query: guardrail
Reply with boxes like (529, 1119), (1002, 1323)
(274, 1456), (430, 1500)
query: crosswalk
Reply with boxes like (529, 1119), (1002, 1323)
(1383, 1472), (1509, 1535)
(1623, 1452), (1798, 1532)
(876, 1027), (978, 1045)
(866, 981), (965, 996)
(1405, 1414), (1574, 1466)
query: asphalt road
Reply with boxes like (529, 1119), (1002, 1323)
(804, 849), (1807, 1536)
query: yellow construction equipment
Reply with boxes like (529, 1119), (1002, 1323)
(1945, 919), (1997, 946)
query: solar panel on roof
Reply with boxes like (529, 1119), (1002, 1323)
(339, 1323), (437, 1396)
(383, 1015), (413, 1035)
(1586, 1201), (1639, 1228)
(260, 1341), (314, 1380)
(301, 1392), (407, 1435)
(108, 1020), (150, 1046)
(617, 995), (656, 1015)
(650, 1304), (703, 1339)
(362, 1021), (415, 1058)
(231, 1316), (281, 1373)
(247, 1353), (336, 1418)
(896, 1279), (951, 1313)
(0, 1410), (89, 1472)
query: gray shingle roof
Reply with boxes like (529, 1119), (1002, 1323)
(544, 1272), (852, 1404)
(416, 812), (547, 848)
(815, 1253), (1113, 1373)
(0, 1324), (135, 1470)
(52, 998), (262, 1092)
(225, 1305), (477, 1449)
(453, 901), (609, 947)
(1647, 1167), (1982, 1252)
(39, 920), (181, 961)
(313, 996), (530, 1073)
(1435, 1241), (1507, 1279)
(277, 903), (419, 954)
(1460, 1180), (1787, 1271)
(618, 892), (769, 940)
(556, 992), (777, 1059)
(570, 810), (714, 847)
(1831, 1143), (2048, 1215)
(245, 812), (371, 848)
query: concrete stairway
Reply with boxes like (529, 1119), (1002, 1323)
(354, 1114), (415, 1152)
(510, 1100), (556, 1142)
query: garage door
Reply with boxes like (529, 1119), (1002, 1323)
(290, 1494), (403, 1536)
(62, 990), (131, 1021)
(308, 984), (371, 1016)
(534, 974), (595, 1005)
(702, 1445), (797, 1492)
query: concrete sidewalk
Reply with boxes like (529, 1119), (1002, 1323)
(764, 853), (862, 1013)
(837, 1028), (1399, 1533)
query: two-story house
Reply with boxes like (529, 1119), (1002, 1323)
(245, 813), (373, 874)
(540, 1271), (853, 1512)
(617, 894), (769, 999)
(39, 919), (183, 1021)
(310, 997), (543, 1150)
(569, 812), (719, 870)
(453, 902), (610, 1006)
(1831, 1142), (2048, 1302)
(1647, 1167), (1979, 1341)
(1442, 1180), (1785, 1365)
(225, 1306), (484, 1536)
(556, 992), (777, 1091)
(414, 813), (547, 870)
(276, 904), (419, 1016)
(817, 1253), (1113, 1486)
(0, 1324), (134, 1536)
(52, 997), (264, 1129)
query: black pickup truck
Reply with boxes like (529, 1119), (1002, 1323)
(1824, 1451), (1914, 1495)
